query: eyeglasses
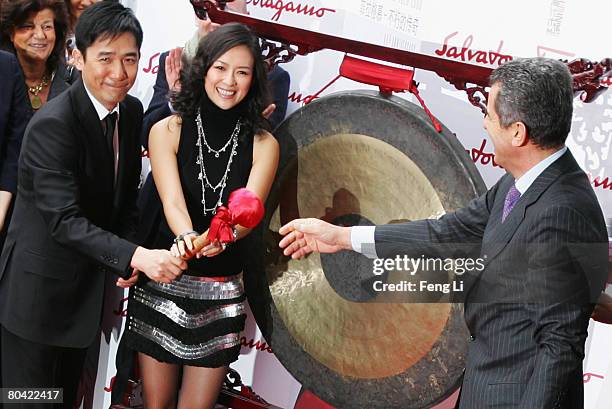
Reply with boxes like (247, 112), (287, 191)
(190, 0), (227, 20)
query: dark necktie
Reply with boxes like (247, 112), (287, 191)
(103, 112), (119, 183)
(103, 112), (117, 153)
(501, 183), (521, 223)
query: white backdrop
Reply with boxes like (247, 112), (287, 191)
(89, 1), (612, 408)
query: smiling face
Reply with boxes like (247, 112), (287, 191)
(10, 8), (56, 66)
(70, 0), (101, 19)
(204, 44), (254, 110)
(73, 32), (139, 111)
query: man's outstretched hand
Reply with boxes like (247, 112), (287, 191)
(278, 218), (352, 259)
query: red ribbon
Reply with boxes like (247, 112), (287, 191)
(208, 188), (265, 243)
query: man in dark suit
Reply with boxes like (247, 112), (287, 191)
(279, 58), (608, 409)
(0, 3), (186, 408)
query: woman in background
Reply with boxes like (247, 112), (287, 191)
(0, 0), (76, 112)
(64, 0), (102, 58)
(0, 0), (76, 247)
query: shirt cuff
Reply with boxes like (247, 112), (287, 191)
(351, 226), (377, 259)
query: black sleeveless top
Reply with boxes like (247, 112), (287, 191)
(154, 94), (254, 277)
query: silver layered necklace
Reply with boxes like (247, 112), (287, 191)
(195, 107), (241, 215)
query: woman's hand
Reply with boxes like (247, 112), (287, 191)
(199, 239), (228, 258)
(191, 229), (227, 258)
(170, 231), (199, 259)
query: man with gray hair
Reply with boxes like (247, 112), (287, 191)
(278, 57), (608, 409)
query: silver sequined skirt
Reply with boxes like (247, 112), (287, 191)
(124, 272), (246, 367)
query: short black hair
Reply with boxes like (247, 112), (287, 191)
(74, 1), (142, 59)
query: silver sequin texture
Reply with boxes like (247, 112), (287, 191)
(132, 287), (245, 329)
(129, 318), (240, 360)
(146, 272), (244, 299)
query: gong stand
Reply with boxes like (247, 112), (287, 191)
(195, 0), (612, 116)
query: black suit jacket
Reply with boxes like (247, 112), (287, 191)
(0, 51), (31, 195)
(47, 63), (80, 103)
(375, 151), (608, 409)
(0, 78), (142, 348)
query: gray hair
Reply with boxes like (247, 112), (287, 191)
(489, 57), (573, 149)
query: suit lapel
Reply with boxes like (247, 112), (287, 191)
(481, 150), (575, 265)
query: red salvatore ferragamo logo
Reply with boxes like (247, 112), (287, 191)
(240, 336), (274, 353)
(589, 174), (612, 191)
(142, 52), (161, 75)
(583, 372), (605, 383)
(435, 31), (512, 66)
(112, 296), (129, 317)
(466, 139), (503, 169)
(467, 140), (611, 192)
(104, 376), (116, 392)
(246, 0), (336, 22)
(288, 90), (319, 105)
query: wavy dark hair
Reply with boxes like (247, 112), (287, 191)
(0, 0), (68, 74)
(173, 22), (271, 135)
(64, 0), (78, 32)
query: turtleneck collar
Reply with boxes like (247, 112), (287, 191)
(198, 91), (246, 144)
(199, 90), (246, 123)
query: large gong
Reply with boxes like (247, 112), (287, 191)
(244, 91), (486, 408)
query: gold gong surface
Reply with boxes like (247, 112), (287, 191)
(268, 133), (451, 379)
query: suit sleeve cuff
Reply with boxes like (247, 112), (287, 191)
(351, 226), (377, 259)
(117, 242), (138, 279)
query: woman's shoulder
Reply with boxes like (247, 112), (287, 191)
(152, 114), (182, 134)
(254, 129), (276, 143)
(150, 115), (184, 149)
(253, 129), (279, 153)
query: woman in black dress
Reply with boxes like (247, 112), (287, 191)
(123, 23), (279, 409)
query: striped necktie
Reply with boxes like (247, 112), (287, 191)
(501, 183), (521, 223)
